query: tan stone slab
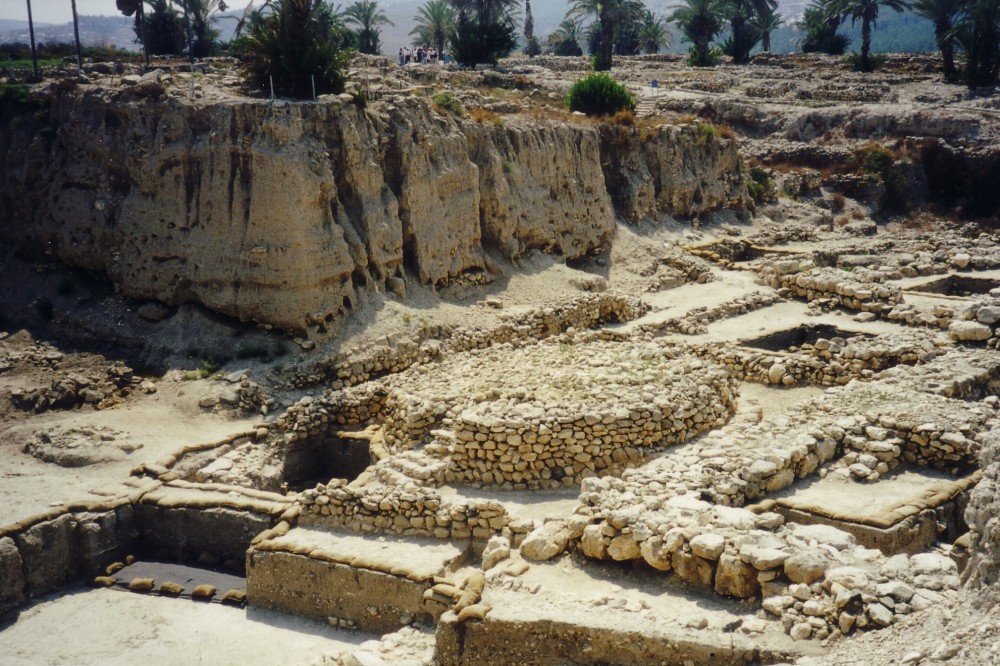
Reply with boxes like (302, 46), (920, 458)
(770, 469), (978, 529)
(259, 526), (467, 582)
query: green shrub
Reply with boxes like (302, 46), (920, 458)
(860, 146), (893, 177)
(432, 92), (465, 116)
(233, 0), (352, 99)
(0, 84), (48, 126)
(747, 166), (776, 205)
(686, 45), (722, 67)
(846, 52), (886, 72)
(855, 145), (911, 214)
(195, 357), (221, 378)
(566, 73), (636, 117)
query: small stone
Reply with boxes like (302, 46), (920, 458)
(876, 581), (914, 603)
(949, 320), (992, 342)
(950, 253), (971, 268)
(784, 550), (828, 584)
(911, 553), (958, 576)
(715, 553), (759, 598)
(763, 596), (795, 617)
(825, 566), (869, 591)
(789, 583), (813, 601)
(607, 532), (641, 561)
(790, 622), (812, 640)
(802, 599), (826, 616)
(977, 306), (1000, 325)
(689, 533), (725, 560)
(868, 602), (894, 627)
(746, 547), (789, 570)
(850, 462), (872, 478)
(481, 535), (511, 570)
(791, 524), (856, 551)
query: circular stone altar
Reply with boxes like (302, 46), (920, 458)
(377, 339), (739, 489)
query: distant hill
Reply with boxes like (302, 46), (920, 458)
(0, 15), (138, 51)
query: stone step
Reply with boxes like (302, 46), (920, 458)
(435, 559), (828, 665)
(246, 526), (470, 632)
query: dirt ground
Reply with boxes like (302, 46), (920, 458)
(0, 587), (367, 666)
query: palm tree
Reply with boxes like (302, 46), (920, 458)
(637, 10), (670, 54)
(752, 5), (783, 52)
(410, 0), (454, 53)
(142, 0), (186, 55)
(569, 0), (645, 70)
(448, 0), (521, 27)
(344, 0), (394, 54)
(546, 17), (585, 55)
(826, 0), (910, 71)
(722, 0), (777, 63)
(799, 0), (850, 53)
(953, 0), (1000, 87)
(182, 0), (224, 57)
(912, 0), (962, 80)
(446, 0), (520, 65)
(671, 0), (725, 66)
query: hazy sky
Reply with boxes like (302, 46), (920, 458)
(2, 1), (132, 24)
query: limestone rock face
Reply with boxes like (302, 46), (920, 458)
(465, 123), (615, 261)
(964, 425), (1000, 590)
(599, 124), (750, 222)
(0, 91), (748, 332)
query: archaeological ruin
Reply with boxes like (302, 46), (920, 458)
(1, 39), (1000, 666)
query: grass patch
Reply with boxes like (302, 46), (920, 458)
(432, 92), (465, 116)
(469, 107), (500, 124)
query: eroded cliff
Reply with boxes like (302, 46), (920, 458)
(0, 85), (748, 333)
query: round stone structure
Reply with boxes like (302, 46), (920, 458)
(376, 339), (740, 489)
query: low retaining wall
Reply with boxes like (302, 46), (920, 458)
(434, 610), (814, 666)
(247, 528), (469, 632)
(0, 503), (138, 616)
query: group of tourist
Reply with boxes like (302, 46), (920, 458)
(398, 46), (449, 66)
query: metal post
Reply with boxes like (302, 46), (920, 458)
(269, 75), (275, 101)
(311, 75), (316, 102)
(70, 0), (83, 76)
(26, 0), (38, 78)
